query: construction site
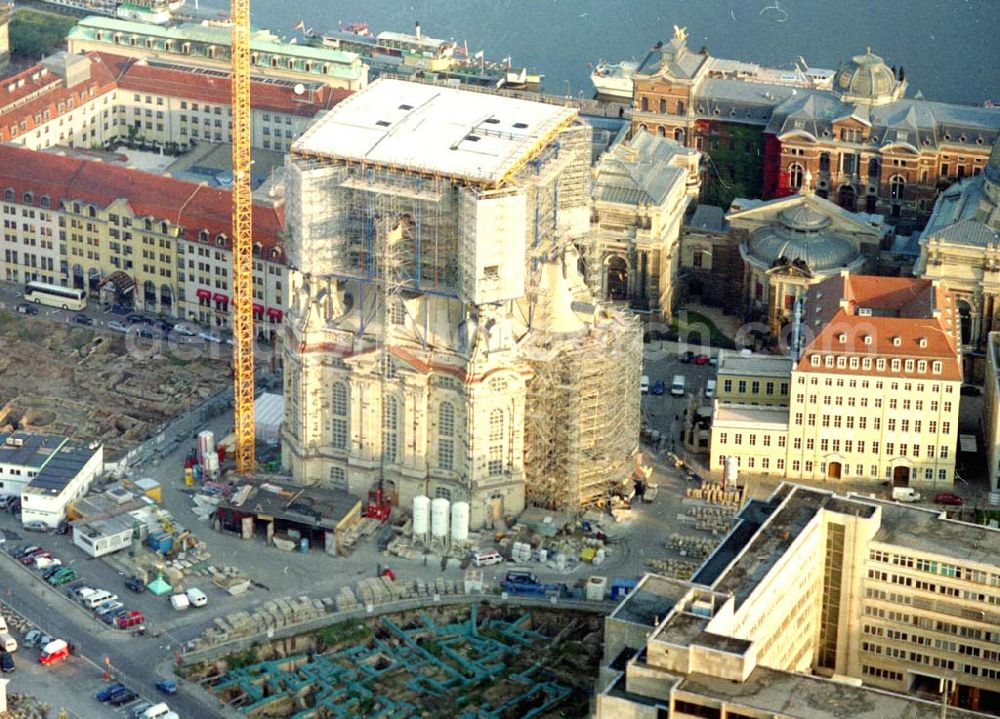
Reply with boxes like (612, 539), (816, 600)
(0, 308), (229, 459)
(188, 604), (603, 719)
(281, 78), (642, 529)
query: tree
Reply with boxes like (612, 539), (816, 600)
(10, 10), (76, 60)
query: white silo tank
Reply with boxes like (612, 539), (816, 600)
(725, 456), (739, 487)
(412, 495), (431, 539)
(431, 497), (450, 540)
(450, 501), (470, 543)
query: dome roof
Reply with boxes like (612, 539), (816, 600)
(743, 204), (863, 275)
(834, 48), (897, 102)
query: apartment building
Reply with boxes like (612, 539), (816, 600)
(596, 483), (1000, 718)
(715, 350), (792, 405)
(0, 145), (285, 329)
(66, 16), (367, 91)
(711, 272), (963, 488)
(1, 50), (346, 153)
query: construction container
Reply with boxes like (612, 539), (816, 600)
(586, 576), (608, 601)
(197, 430), (215, 466)
(412, 495), (430, 539)
(147, 532), (173, 554)
(450, 501), (470, 543)
(132, 477), (161, 504)
(431, 497), (450, 540)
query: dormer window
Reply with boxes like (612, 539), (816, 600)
(837, 333), (846, 343)
(932, 361), (942, 375)
(863, 335), (872, 345)
(917, 360), (927, 373)
(917, 337), (927, 348)
(824, 355), (834, 368)
(199, 230), (209, 242)
(904, 359), (914, 372)
(891, 359), (901, 371)
(892, 336), (901, 346)
(810, 355), (821, 367)
(216, 234), (226, 247)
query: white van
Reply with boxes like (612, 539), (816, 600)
(640, 375), (650, 394)
(185, 587), (208, 607)
(170, 593), (190, 611)
(0, 633), (17, 652)
(704, 380), (716, 400)
(670, 375), (686, 397)
(472, 550), (503, 567)
(141, 703), (171, 719)
(82, 591), (116, 610)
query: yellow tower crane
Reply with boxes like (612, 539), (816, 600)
(230, 0), (255, 475)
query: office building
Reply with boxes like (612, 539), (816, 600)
(596, 483), (1000, 718)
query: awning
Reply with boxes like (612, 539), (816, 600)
(266, 307), (283, 321)
(213, 293), (229, 305)
(252, 303), (264, 315)
(195, 288), (211, 300)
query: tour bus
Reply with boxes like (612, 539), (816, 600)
(23, 281), (86, 311)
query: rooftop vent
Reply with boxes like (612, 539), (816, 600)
(375, 120), (391, 127)
(398, 104), (413, 110)
(512, 122), (528, 129)
(485, 118), (500, 124)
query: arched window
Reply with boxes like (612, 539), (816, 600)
(199, 230), (209, 242)
(673, 128), (685, 144)
(40, 196), (51, 208)
(889, 175), (905, 200)
(488, 409), (505, 477)
(658, 98), (666, 113)
(3, 189), (13, 202)
(788, 163), (805, 190)
(23, 192), (33, 204)
(640, 96), (649, 112)
(676, 100), (685, 115)
(438, 402), (455, 470)
(382, 396), (399, 463)
(868, 157), (880, 180)
(819, 152), (830, 172)
(658, 126), (666, 137)
(88, 206), (96, 218)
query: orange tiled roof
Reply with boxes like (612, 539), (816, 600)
(108, 53), (352, 117)
(0, 145), (283, 254)
(795, 273), (962, 381)
(0, 54), (126, 143)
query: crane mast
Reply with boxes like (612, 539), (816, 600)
(230, 0), (255, 475)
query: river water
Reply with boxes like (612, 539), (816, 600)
(194, 0), (999, 106)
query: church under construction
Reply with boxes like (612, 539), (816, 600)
(280, 79), (641, 528)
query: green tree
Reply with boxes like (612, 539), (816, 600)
(10, 10), (76, 60)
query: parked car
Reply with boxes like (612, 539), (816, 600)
(47, 567), (77, 586)
(680, 350), (694, 363)
(199, 331), (222, 344)
(114, 610), (144, 629)
(11, 545), (38, 559)
(95, 600), (124, 617)
(126, 313), (150, 325)
(96, 683), (128, 702)
(108, 320), (128, 333)
(156, 320), (175, 333)
(0, 650), (13, 672)
(155, 679), (177, 695)
(934, 492), (964, 506)
(22, 630), (41, 648)
(125, 576), (146, 593)
(640, 375), (650, 394)
(38, 635), (53, 650)
(35, 557), (62, 572)
(651, 379), (666, 395)
(20, 549), (49, 565)
(171, 323), (197, 337)
(128, 702), (154, 719)
(23, 521), (49, 533)
(108, 689), (139, 707)
(72, 313), (94, 326)
(15, 303), (38, 315)
(54, 520), (69, 536)
(111, 690), (139, 707)
(38, 638), (68, 666)
(692, 354), (709, 365)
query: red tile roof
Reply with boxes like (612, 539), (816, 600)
(106, 53), (352, 117)
(0, 53), (125, 143)
(796, 272), (962, 382)
(0, 145), (283, 254)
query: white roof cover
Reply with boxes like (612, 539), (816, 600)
(292, 78), (577, 184)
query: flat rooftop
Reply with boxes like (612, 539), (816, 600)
(292, 78), (578, 185)
(1, 432), (100, 496)
(717, 351), (793, 378)
(219, 478), (361, 531)
(712, 404), (789, 429)
(610, 575), (692, 627)
(871, 499), (1000, 566)
(678, 665), (986, 719)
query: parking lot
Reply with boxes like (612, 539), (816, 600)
(641, 340), (719, 455)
